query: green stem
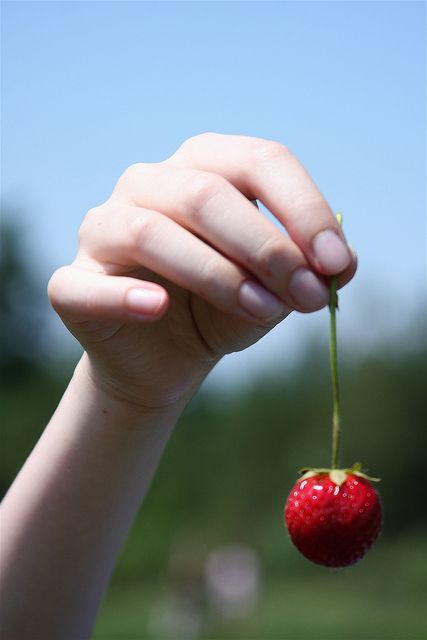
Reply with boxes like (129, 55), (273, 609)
(330, 212), (343, 469)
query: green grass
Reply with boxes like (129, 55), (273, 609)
(93, 534), (426, 640)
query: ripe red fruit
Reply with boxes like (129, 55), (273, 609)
(285, 469), (382, 568)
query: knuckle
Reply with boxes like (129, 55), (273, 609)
(197, 255), (221, 289)
(195, 256), (229, 303)
(292, 191), (326, 214)
(47, 266), (69, 309)
(168, 132), (222, 164)
(197, 257), (242, 308)
(253, 235), (291, 276)
(122, 162), (146, 180)
(183, 171), (225, 220)
(252, 140), (291, 166)
(115, 162), (147, 191)
(178, 132), (219, 152)
(78, 205), (105, 244)
(129, 211), (157, 252)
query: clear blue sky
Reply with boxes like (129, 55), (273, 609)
(2, 0), (426, 386)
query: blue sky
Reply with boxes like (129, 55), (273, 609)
(2, 0), (426, 387)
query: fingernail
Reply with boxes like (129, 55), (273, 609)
(313, 230), (351, 274)
(126, 288), (165, 316)
(238, 281), (286, 320)
(289, 268), (329, 310)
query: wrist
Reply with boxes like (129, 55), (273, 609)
(74, 352), (213, 417)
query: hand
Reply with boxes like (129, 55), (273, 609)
(48, 133), (356, 408)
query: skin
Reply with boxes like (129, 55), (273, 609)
(0, 134), (356, 639)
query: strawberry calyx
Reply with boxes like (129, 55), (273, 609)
(298, 462), (381, 487)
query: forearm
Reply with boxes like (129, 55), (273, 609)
(0, 355), (192, 640)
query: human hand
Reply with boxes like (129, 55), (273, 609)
(48, 134), (356, 408)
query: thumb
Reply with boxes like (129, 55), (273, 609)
(48, 265), (169, 324)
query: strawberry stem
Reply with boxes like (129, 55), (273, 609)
(330, 213), (343, 469)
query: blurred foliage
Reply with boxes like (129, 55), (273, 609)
(1, 218), (426, 639)
(0, 214), (47, 378)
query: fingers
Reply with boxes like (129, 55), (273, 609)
(167, 133), (355, 277)
(76, 204), (290, 322)
(110, 165), (330, 312)
(48, 265), (169, 324)
(77, 133), (356, 321)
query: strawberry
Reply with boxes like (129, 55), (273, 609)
(283, 215), (383, 566)
(285, 466), (382, 568)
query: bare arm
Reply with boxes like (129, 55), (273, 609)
(0, 356), (206, 640)
(0, 134), (356, 639)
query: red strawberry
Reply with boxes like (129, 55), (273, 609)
(285, 467), (382, 568)
(284, 216), (383, 567)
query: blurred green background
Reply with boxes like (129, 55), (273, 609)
(1, 220), (426, 640)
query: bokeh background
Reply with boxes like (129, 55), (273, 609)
(1, 1), (426, 639)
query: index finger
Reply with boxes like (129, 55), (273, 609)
(168, 133), (354, 276)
